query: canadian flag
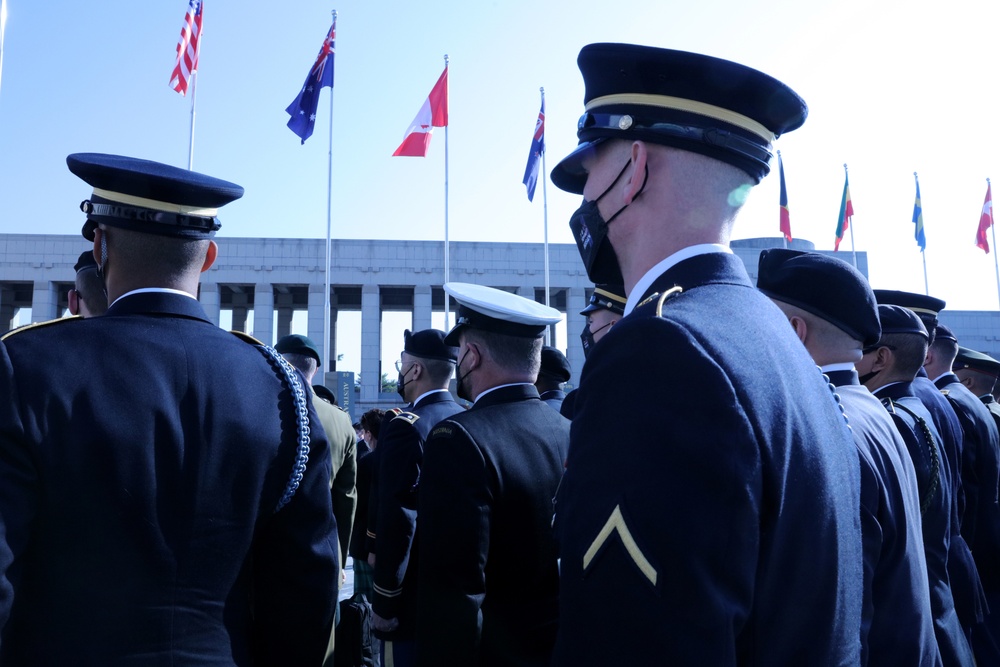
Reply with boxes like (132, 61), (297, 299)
(393, 66), (449, 157)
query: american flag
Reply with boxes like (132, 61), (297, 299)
(169, 0), (204, 96)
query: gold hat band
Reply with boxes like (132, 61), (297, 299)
(585, 93), (774, 143)
(92, 187), (219, 217)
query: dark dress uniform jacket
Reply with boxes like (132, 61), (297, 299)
(912, 372), (986, 630)
(350, 441), (374, 563)
(974, 395), (1000, 663)
(875, 381), (975, 667)
(827, 372), (940, 666)
(373, 390), (462, 640)
(553, 252), (863, 666)
(538, 389), (566, 413)
(0, 292), (340, 666)
(935, 374), (1000, 556)
(417, 384), (569, 667)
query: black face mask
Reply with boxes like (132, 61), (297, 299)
(858, 369), (880, 386)
(455, 349), (475, 402)
(568, 160), (648, 285)
(396, 364), (414, 400)
(580, 321), (612, 359)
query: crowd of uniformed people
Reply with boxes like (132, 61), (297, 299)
(1, 41), (999, 667)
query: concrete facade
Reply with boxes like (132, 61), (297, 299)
(3, 233), (998, 418)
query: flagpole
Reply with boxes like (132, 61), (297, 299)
(188, 70), (198, 169)
(540, 87), (551, 346)
(846, 164), (857, 268)
(0, 0), (7, 101)
(323, 9), (337, 376)
(443, 53), (450, 330)
(186, 8), (200, 171)
(914, 171), (928, 295)
(987, 177), (1000, 310)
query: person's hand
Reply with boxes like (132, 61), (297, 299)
(372, 612), (399, 633)
(367, 552), (376, 567)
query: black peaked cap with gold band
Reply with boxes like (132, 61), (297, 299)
(954, 346), (1000, 379)
(580, 283), (626, 317)
(551, 43), (808, 194)
(67, 153), (244, 241)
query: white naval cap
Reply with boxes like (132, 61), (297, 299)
(443, 282), (563, 346)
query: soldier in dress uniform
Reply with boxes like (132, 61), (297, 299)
(857, 305), (975, 666)
(67, 249), (108, 317)
(416, 282), (569, 667)
(535, 346), (571, 412)
(756, 249), (940, 666)
(0, 153), (340, 664)
(560, 283), (626, 419)
(875, 290), (987, 639)
(950, 346), (1000, 663)
(371, 329), (462, 667)
(549, 44), (862, 665)
(275, 334), (358, 584)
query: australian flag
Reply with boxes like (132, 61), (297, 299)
(522, 99), (545, 201)
(286, 20), (336, 144)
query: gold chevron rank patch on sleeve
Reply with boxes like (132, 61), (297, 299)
(583, 504), (658, 587)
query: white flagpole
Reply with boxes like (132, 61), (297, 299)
(443, 53), (450, 330)
(187, 70), (198, 170)
(540, 87), (551, 346)
(988, 177), (1000, 311)
(186, 10), (201, 171)
(0, 0), (8, 100)
(846, 164), (857, 269)
(323, 9), (337, 376)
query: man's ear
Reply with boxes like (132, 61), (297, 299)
(872, 347), (893, 373)
(787, 315), (808, 344)
(201, 241), (218, 273)
(624, 142), (649, 205)
(68, 288), (80, 316)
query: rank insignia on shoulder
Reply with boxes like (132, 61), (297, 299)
(393, 411), (419, 425)
(1, 316), (81, 341)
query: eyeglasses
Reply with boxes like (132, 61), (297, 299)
(394, 359), (408, 373)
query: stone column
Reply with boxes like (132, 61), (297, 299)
(252, 283), (274, 345)
(307, 283), (327, 369)
(360, 284), (381, 402)
(199, 282), (221, 327)
(31, 281), (58, 323)
(413, 285), (432, 332)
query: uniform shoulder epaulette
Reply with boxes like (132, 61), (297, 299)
(1, 315), (81, 341)
(228, 330), (265, 345)
(392, 411), (420, 425)
(940, 389), (951, 397)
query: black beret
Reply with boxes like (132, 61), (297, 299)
(580, 283), (627, 316)
(313, 384), (338, 405)
(539, 346), (572, 383)
(67, 153), (244, 241)
(757, 248), (880, 348)
(403, 329), (458, 363)
(74, 250), (98, 273)
(934, 324), (958, 344)
(275, 334), (322, 364)
(877, 305), (928, 340)
(954, 347), (1000, 378)
(551, 43), (807, 193)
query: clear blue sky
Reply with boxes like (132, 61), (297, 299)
(2, 0), (1000, 317)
